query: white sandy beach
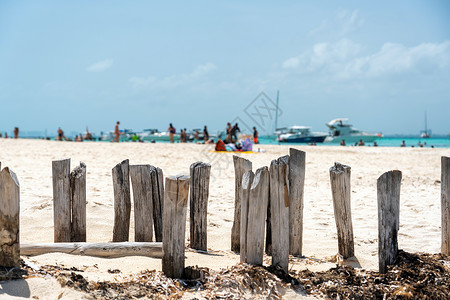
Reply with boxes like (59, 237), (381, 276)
(0, 138), (448, 299)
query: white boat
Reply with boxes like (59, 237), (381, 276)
(277, 126), (328, 143)
(420, 111), (431, 138)
(324, 118), (382, 144)
(138, 129), (180, 142)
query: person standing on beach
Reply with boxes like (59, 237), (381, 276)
(203, 126), (209, 142)
(168, 123), (176, 143)
(225, 123), (232, 143)
(113, 121), (121, 142)
(57, 127), (64, 141)
(13, 127), (19, 139)
(253, 127), (258, 144)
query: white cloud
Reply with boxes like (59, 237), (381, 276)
(86, 59), (113, 72)
(282, 40), (450, 79)
(129, 62), (217, 89)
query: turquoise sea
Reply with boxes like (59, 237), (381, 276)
(257, 136), (450, 148)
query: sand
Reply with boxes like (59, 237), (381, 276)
(0, 138), (448, 299)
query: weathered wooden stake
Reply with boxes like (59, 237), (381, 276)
(130, 165), (154, 242)
(151, 166), (164, 242)
(162, 175), (190, 278)
(289, 148), (305, 256)
(441, 157), (450, 255)
(112, 159), (131, 242)
(0, 167), (20, 267)
(246, 167), (269, 266)
(53, 159), (71, 242)
(240, 170), (254, 263)
(70, 162), (86, 242)
(270, 156), (290, 273)
(330, 162), (354, 259)
(377, 170), (402, 274)
(189, 162), (211, 251)
(231, 156), (252, 252)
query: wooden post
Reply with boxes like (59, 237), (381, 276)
(231, 156), (252, 252)
(151, 166), (164, 242)
(240, 170), (254, 263)
(441, 157), (450, 255)
(270, 156), (290, 273)
(246, 167), (269, 266)
(189, 162), (211, 251)
(162, 175), (190, 278)
(130, 165), (154, 242)
(0, 167), (20, 267)
(53, 159), (71, 242)
(112, 159), (131, 242)
(377, 170), (402, 274)
(329, 162), (354, 259)
(70, 162), (86, 242)
(289, 148), (305, 256)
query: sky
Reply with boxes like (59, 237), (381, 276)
(0, 1), (449, 136)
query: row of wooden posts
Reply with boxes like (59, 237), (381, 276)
(0, 154), (449, 278)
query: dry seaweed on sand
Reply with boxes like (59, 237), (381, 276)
(19, 250), (450, 299)
(294, 250), (450, 299)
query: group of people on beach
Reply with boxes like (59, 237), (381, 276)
(0, 127), (19, 139)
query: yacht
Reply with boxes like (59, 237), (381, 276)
(324, 118), (382, 144)
(138, 129), (180, 142)
(277, 126), (328, 143)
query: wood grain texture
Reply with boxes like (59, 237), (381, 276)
(441, 157), (450, 254)
(246, 167), (269, 266)
(151, 167), (164, 242)
(130, 165), (154, 242)
(231, 156), (252, 253)
(70, 162), (86, 242)
(289, 148), (305, 256)
(162, 175), (190, 278)
(330, 162), (354, 259)
(189, 162), (211, 251)
(21, 242), (162, 258)
(240, 170), (254, 263)
(53, 159), (71, 242)
(377, 170), (402, 274)
(270, 156), (290, 273)
(112, 159), (131, 242)
(0, 167), (20, 267)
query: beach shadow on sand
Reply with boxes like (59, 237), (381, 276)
(0, 279), (31, 298)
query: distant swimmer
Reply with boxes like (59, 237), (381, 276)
(358, 139), (365, 146)
(401, 140), (406, 147)
(340, 139), (346, 146)
(113, 121), (121, 142)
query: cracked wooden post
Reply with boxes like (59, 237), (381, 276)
(231, 156), (252, 253)
(270, 156), (290, 273)
(112, 159), (131, 242)
(151, 166), (164, 242)
(289, 148), (305, 256)
(189, 162), (211, 251)
(240, 170), (254, 263)
(441, 157), (450, 255)
(0, 167), (20, 267)
(70, 162), (86, 242)
(53, 158), (71, 242)
(246, 167), (269, 266)
(330, 162), (354, 259)
(130, 165), (154, 242)
(378, 170), (402, 274)
(162, 175), (190, 278)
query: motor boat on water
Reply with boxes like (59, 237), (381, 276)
(138, 129), (180, 142)
(324, 118), (382, 144)
(277, 126), (328, 143)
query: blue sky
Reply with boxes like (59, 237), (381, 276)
(0, 1), (449, 136)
